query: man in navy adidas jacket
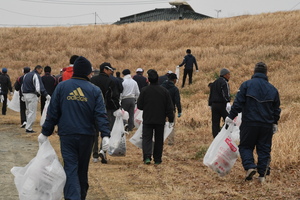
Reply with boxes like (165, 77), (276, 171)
(39, 56), (110, 200)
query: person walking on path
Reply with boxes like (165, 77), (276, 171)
(14, 67), (30, 127)
(177, 49), (199, 88)
(137, 69), (174, 165)
(161, 73), (182, 145)
(62, 55), (79, 81)
(21, 65), (50, 133)
(132, 68), (148, 91)
(121, 69), (140, 131)
(41, 66), (57, 114)
(39, 56), (111, 200)
(0, 68), (13, 115)
(158, 70), (172, 85)
(91, 62), (120, 163)
(208, 68), (231, 138)
(225, 62), (281, 183)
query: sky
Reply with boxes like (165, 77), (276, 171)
(0, 0), (299, 27)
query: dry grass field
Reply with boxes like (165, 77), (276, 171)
(1, 10), (300, 199)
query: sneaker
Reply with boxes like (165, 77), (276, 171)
(99, 150), (107, 164)
(258, 176), (266, 183)
(26, 129), (35, 133)
(20, 122), (27, 128)
(144, 158), (151, 165)
(245, 169), (256, 181)
(154, 161), (162, 165)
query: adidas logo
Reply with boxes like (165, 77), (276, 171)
(67, 87), (88, 102)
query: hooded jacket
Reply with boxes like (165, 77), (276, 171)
(228, 73), (281, 125)
(161, 80), (182, 113)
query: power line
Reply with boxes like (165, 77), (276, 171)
(0, 8), (93, 18)
(20, 0), (168, 6)
(290, 1), (300, 10)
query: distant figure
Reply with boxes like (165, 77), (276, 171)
(132, 68), (148, 91)
(208, 68), (231, 138)
(178, 49), (199, 88)
(158, 70), (173, 85)
(22, 65), (50, 133)
(41, 66), (57, 114)
(14, 67), (31, 127)
(225, 62), (281, 183)
(0, 68), (13, 115)
(62, 55), (79, 81)
(137, 69), (174, 164)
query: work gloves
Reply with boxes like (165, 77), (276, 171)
(273, 124), (278, 134)
(178, 113), (182, 118)
(226, 102), (231, 113)
(46, 95), (51, 101)
(225, 116), (233, 125)
(38, 133), (48, 145)
(169, 122), (174, 129)
(102, 137), (110, 151)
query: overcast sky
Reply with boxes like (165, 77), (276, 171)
(0, 0), (299, 27)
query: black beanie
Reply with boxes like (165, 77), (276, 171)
(122, 69), (131, 75)
(73, 56), (92, 77)
(254, 62), (267, 74)
(23, 67), (30, 73)
(147, 69), (158, 83)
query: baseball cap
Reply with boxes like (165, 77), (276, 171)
(136, 68), (143, 72)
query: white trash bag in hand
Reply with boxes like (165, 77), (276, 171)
(11, 140), (66, 200)
(108, 114), (127, 156)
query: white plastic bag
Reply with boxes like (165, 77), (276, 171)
(8, 91), (20, 112)
(203, 124), (239, 177)
(108, 115), (127, 156)
(231, 113), (242, 143)
(11, 140), (66, 200)
(40, 99), (50, 126)
(175, 66), (180, 84)
(129, 122), (173, 149)
(134, 108), (143, 128)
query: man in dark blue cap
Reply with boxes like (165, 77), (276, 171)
(0, 68), (13, 115)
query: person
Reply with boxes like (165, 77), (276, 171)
(132, 68), (148, 91)
(0, 68), (13, 115)
(14, 67), (30, 127)
(116, 71), (123, 82)
(62, 55), (79, 81)
(120, 69), (140, 131)
(225, 62), (281, 183)
(208, 68), (231, 138)
(161, 73), (182, 145)
(41, 66), (57, 114)
(21, 65), (50, 133)
(137, 69), (174, 164)
(90, 62), (120, 163)
(178, 49), (199, 88)
(110, 69), (123, 96)
(39, 56), (111, 200)
(55, 68), (65, 83)
(158, 70), (172, 85)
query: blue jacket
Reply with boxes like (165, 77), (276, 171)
(22, 70), (48, 97)
(42, 77), (110, 137)
(179, 54), (198, 70)
(228, 73), (281, 125)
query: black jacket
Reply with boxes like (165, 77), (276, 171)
(161, 80), (182, 113)
(208, 76), (230, 106)
(0, 73), (12, 94)
(179, 54), (198, 70)
(91, 73), (120, 111)
(41, 72), (57, 96)
(137, 83), (174, 125)
(133, 74), (148, 91)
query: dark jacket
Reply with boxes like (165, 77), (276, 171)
(179, 54), (198, 70)
(22, 70), (48, 97)
(137, 83), (174, 125)
(42, 77), (110, 138)
(208, 76), (230, 106)
(158, 74), (168, 85)
(228, 73), (281, 125)
(41, 72), (57, 96)
(14, 75), (25, 96)
(132, 73), (148, 91)
(0, 73), (12, 94)
(91, 73), (120, 111)
(161, 80), (182, 113)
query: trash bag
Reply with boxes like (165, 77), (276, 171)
(108, 115), (127, 156)
(8, 91), (20, 112)
(11, 140), (66, 200)
(40, 99), (50, 126)
(134, 108), (143, 128)
(203, 124), (239, 177)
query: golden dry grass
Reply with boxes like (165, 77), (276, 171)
(1, 10), (300, 199)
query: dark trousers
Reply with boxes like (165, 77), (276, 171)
(239, 124), (273, 176)
(182, 68), (193, 87)
(211, 102), (228, 138)
(142, 124), (164, 163)
(60, 134), (94, 200)
(2, 93), (8, 115)
(41, 95), (46, 115)
(20, 96), (26, 124)
(121, 98), (135, 131)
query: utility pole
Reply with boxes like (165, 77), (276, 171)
(215, 10), (221, 18)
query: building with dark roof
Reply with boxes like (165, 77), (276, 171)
(114, 1), (212, 25)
